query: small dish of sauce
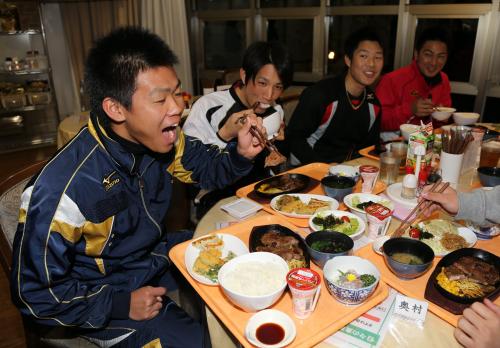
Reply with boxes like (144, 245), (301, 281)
(245, 309), (296, 348)
(256, 322), (285, 345)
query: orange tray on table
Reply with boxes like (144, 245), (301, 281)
(235, 162), (387, 228)
(169, 214), (389, 348)
(356, 237), (500, 327)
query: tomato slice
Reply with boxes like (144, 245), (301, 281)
(341, 216), (350, 223)
(409, 228), (421, 239)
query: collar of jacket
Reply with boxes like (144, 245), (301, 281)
(87, 112), (167, 175)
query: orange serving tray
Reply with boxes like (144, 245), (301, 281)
(169, 214), (389, 348)
(358, 144), (380, 161)
(356, 237), (500, 327)
(235, 162), (386, 228)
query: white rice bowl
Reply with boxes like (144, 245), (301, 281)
(218, 252), (289, 312)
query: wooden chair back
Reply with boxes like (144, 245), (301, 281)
(0, 160), (46, 274)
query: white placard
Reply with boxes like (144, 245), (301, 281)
(393, 294), (428, 324)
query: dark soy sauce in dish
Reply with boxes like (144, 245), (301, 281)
(256, 322), (285, 345)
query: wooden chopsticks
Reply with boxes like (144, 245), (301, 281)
(391, 180), (450, 238)
(236, 102), (280, 153)
(248, 126), (279, 153)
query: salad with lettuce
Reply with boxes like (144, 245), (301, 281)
(312, 214), (360, 235)
(351, 196), (392, 211)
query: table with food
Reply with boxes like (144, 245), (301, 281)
(169, 122), (499, 348)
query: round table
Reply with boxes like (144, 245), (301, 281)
(194, 157), (465, 348)
(57, 112), (90, 148)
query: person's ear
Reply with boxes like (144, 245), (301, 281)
(102, 97), (126, 123)
(240, 68), (246, 85)
(344, 55), (351, 68)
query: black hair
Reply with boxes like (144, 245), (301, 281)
(415, 26), (450, 52)
(241, 41), (293, 89)
(84, 26), (179, 124)
(344, 27), (384, 60)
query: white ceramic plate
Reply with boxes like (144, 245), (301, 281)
(343, 193), (394, 221)
(386, 183), (418, 209)
(185, 233), (249, 285)
(372, 235), (390, 256)
(245, 309), (296, 348)
(404, 226), (477, 257)
(308, 210), (366, 239)
(270, 194), (338, 219)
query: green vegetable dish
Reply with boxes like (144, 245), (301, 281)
(312, 214), (360, 235)
(310, 240), (347, 253)
(351, 196), (391, 211)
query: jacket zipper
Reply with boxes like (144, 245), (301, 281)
(136, 173), (162, 236)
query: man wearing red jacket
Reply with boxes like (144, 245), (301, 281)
(376, 27), (452, 137)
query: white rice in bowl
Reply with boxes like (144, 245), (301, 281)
(222, 261), (286, 296)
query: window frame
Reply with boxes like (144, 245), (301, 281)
(190, 0), (500, 118)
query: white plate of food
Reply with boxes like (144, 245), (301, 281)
(343, 193), (394, 221)
(308, 210), (366, 239)
(402, 219), (477, 257)
(184, 233), (249, 285)
(270, 194), (338, 219)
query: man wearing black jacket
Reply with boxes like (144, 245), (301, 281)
(286, 27), (384, 164)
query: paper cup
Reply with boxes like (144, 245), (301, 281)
(286, 268), (321, 319)
(359, 165), (379, 193)
(365, 203), (392, 240)
(439, 151), (464, 188)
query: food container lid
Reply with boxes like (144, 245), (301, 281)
(365, 203), (392, 221)
(220, 198), (262, 219)
(286, 268), (320, 290)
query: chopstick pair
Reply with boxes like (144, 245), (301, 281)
(391, 180), (450, 238)
(236, 103), (280, 153)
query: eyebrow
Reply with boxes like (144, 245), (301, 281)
(357, 49), (383, 55)
(149, 79), (182, 96)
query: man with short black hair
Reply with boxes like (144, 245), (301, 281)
(183, 40), (292, 148)
(376, 26), (452, 136)
(11, 27), (264, 347)
(286, 27), (384, 164)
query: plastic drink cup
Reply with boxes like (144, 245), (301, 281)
(286, 268), (321, 319)
(389, 142), (407, 167)
(365, 203), (392, 239)
(359, 165), (379, 193)
(379, 152), (399, 185)
(480, 140), (500, 167)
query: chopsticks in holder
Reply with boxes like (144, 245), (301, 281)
(442, 127), (473, 154)
(391, 180), (450, 238)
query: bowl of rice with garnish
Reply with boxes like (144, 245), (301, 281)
(218, 252), (289, 312)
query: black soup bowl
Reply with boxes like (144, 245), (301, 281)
(382, 238), (435, 279)
(305, 231), (354, 269)
(321, 175), (356, 202)
(477, 167), (500, 187)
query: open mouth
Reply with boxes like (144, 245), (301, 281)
(162, 123), (178, 133)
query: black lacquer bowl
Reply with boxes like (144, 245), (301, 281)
(249, 224), (310, 268)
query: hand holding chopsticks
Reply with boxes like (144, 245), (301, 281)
(391, 180), (451, 238)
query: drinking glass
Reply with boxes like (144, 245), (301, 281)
(379, 152), (399, 185)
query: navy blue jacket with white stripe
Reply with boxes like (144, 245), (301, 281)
(10, 113), (252, 328)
